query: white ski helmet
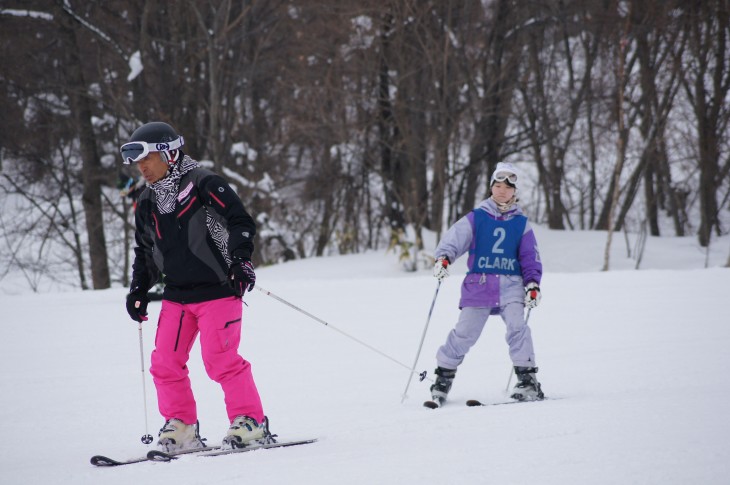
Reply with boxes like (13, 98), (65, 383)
(490, 162), (519, 188)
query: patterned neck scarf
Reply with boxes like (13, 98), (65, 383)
(491, 194), (517, 213)
(149, 155), (199, 214)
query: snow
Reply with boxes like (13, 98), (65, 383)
(127, 51), (143, 82)
(0, 9), (54, 21)
(1, 226), (729, 484)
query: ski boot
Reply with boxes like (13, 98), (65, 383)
(430, 367), (457, 406)
(221, 415), (273, 449)
(156, 418), (206, 452)
(510, 366), (544, 401)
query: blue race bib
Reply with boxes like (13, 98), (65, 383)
(468, 209), (526, 275)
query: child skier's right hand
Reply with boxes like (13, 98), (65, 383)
(524, 282), (541, 308)
(433, 256), (450, 281)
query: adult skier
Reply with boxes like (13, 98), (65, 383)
(121, 121), (269, 451)
(430, 162), (544, 406)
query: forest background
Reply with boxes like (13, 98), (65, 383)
(1, 0), (729, 292)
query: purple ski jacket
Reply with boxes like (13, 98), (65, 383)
(435, 198), (542, 309)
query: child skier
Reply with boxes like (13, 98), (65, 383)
(430, 162), (543, 406)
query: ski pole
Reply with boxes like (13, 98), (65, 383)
(256, 285), (431, 383)
(400, 280), (441, 403)
(138, 322), (153, 445)
(505, 308), (531, 392)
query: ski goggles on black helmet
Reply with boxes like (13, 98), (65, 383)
(120, 137), (184, 164)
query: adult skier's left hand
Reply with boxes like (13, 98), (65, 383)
(525, 282), (541, 308)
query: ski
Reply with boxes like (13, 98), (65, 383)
(147, 445), (222, 461)
(91, 440), (316, 467)
(425, 398), (544, 409)
(466, 397), (556, 407)
(147, 439), (317, 462)
(91, 445), (222, 467)
(201, 438), (317, 458)
(90, 454), (151, 467)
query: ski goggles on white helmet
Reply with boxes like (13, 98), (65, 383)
(120, 137), (184, 164)
(492, 171), (517, 185)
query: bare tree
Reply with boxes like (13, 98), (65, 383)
(678, 1), (730, 247)
(602, 4), (632, 271)
(612, 0), (685, 235)
(517, 1), (615, 230)
(53, 3), (111, 289)
(454, 0), (523, 221)
(1, 143), (90, 289)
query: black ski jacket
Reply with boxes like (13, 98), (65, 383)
(131, 167), (256, 303)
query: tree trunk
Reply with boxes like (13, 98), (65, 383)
(376, 14), (405, 232)
(682, 2), (729, 247)
(459, 0), (517, 218)
(57, 5), (110, 289)
(602, 19), (631, 272)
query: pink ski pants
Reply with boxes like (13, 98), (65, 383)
(150, 296), (264, 425)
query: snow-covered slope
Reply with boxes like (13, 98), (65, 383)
(1, 227), (728, 484)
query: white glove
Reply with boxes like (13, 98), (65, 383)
(525, 282), (541, 308)
(433, 257), (450, 281)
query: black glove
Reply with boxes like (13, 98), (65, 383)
(126, 287), (150, 322)
(228, 258), (256, 296)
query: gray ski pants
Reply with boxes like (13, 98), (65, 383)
(435, 304), (536, 370)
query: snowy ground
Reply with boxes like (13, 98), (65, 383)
(1, 227), (729, 484)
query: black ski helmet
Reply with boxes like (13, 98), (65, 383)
(124, 121), (184, 164)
